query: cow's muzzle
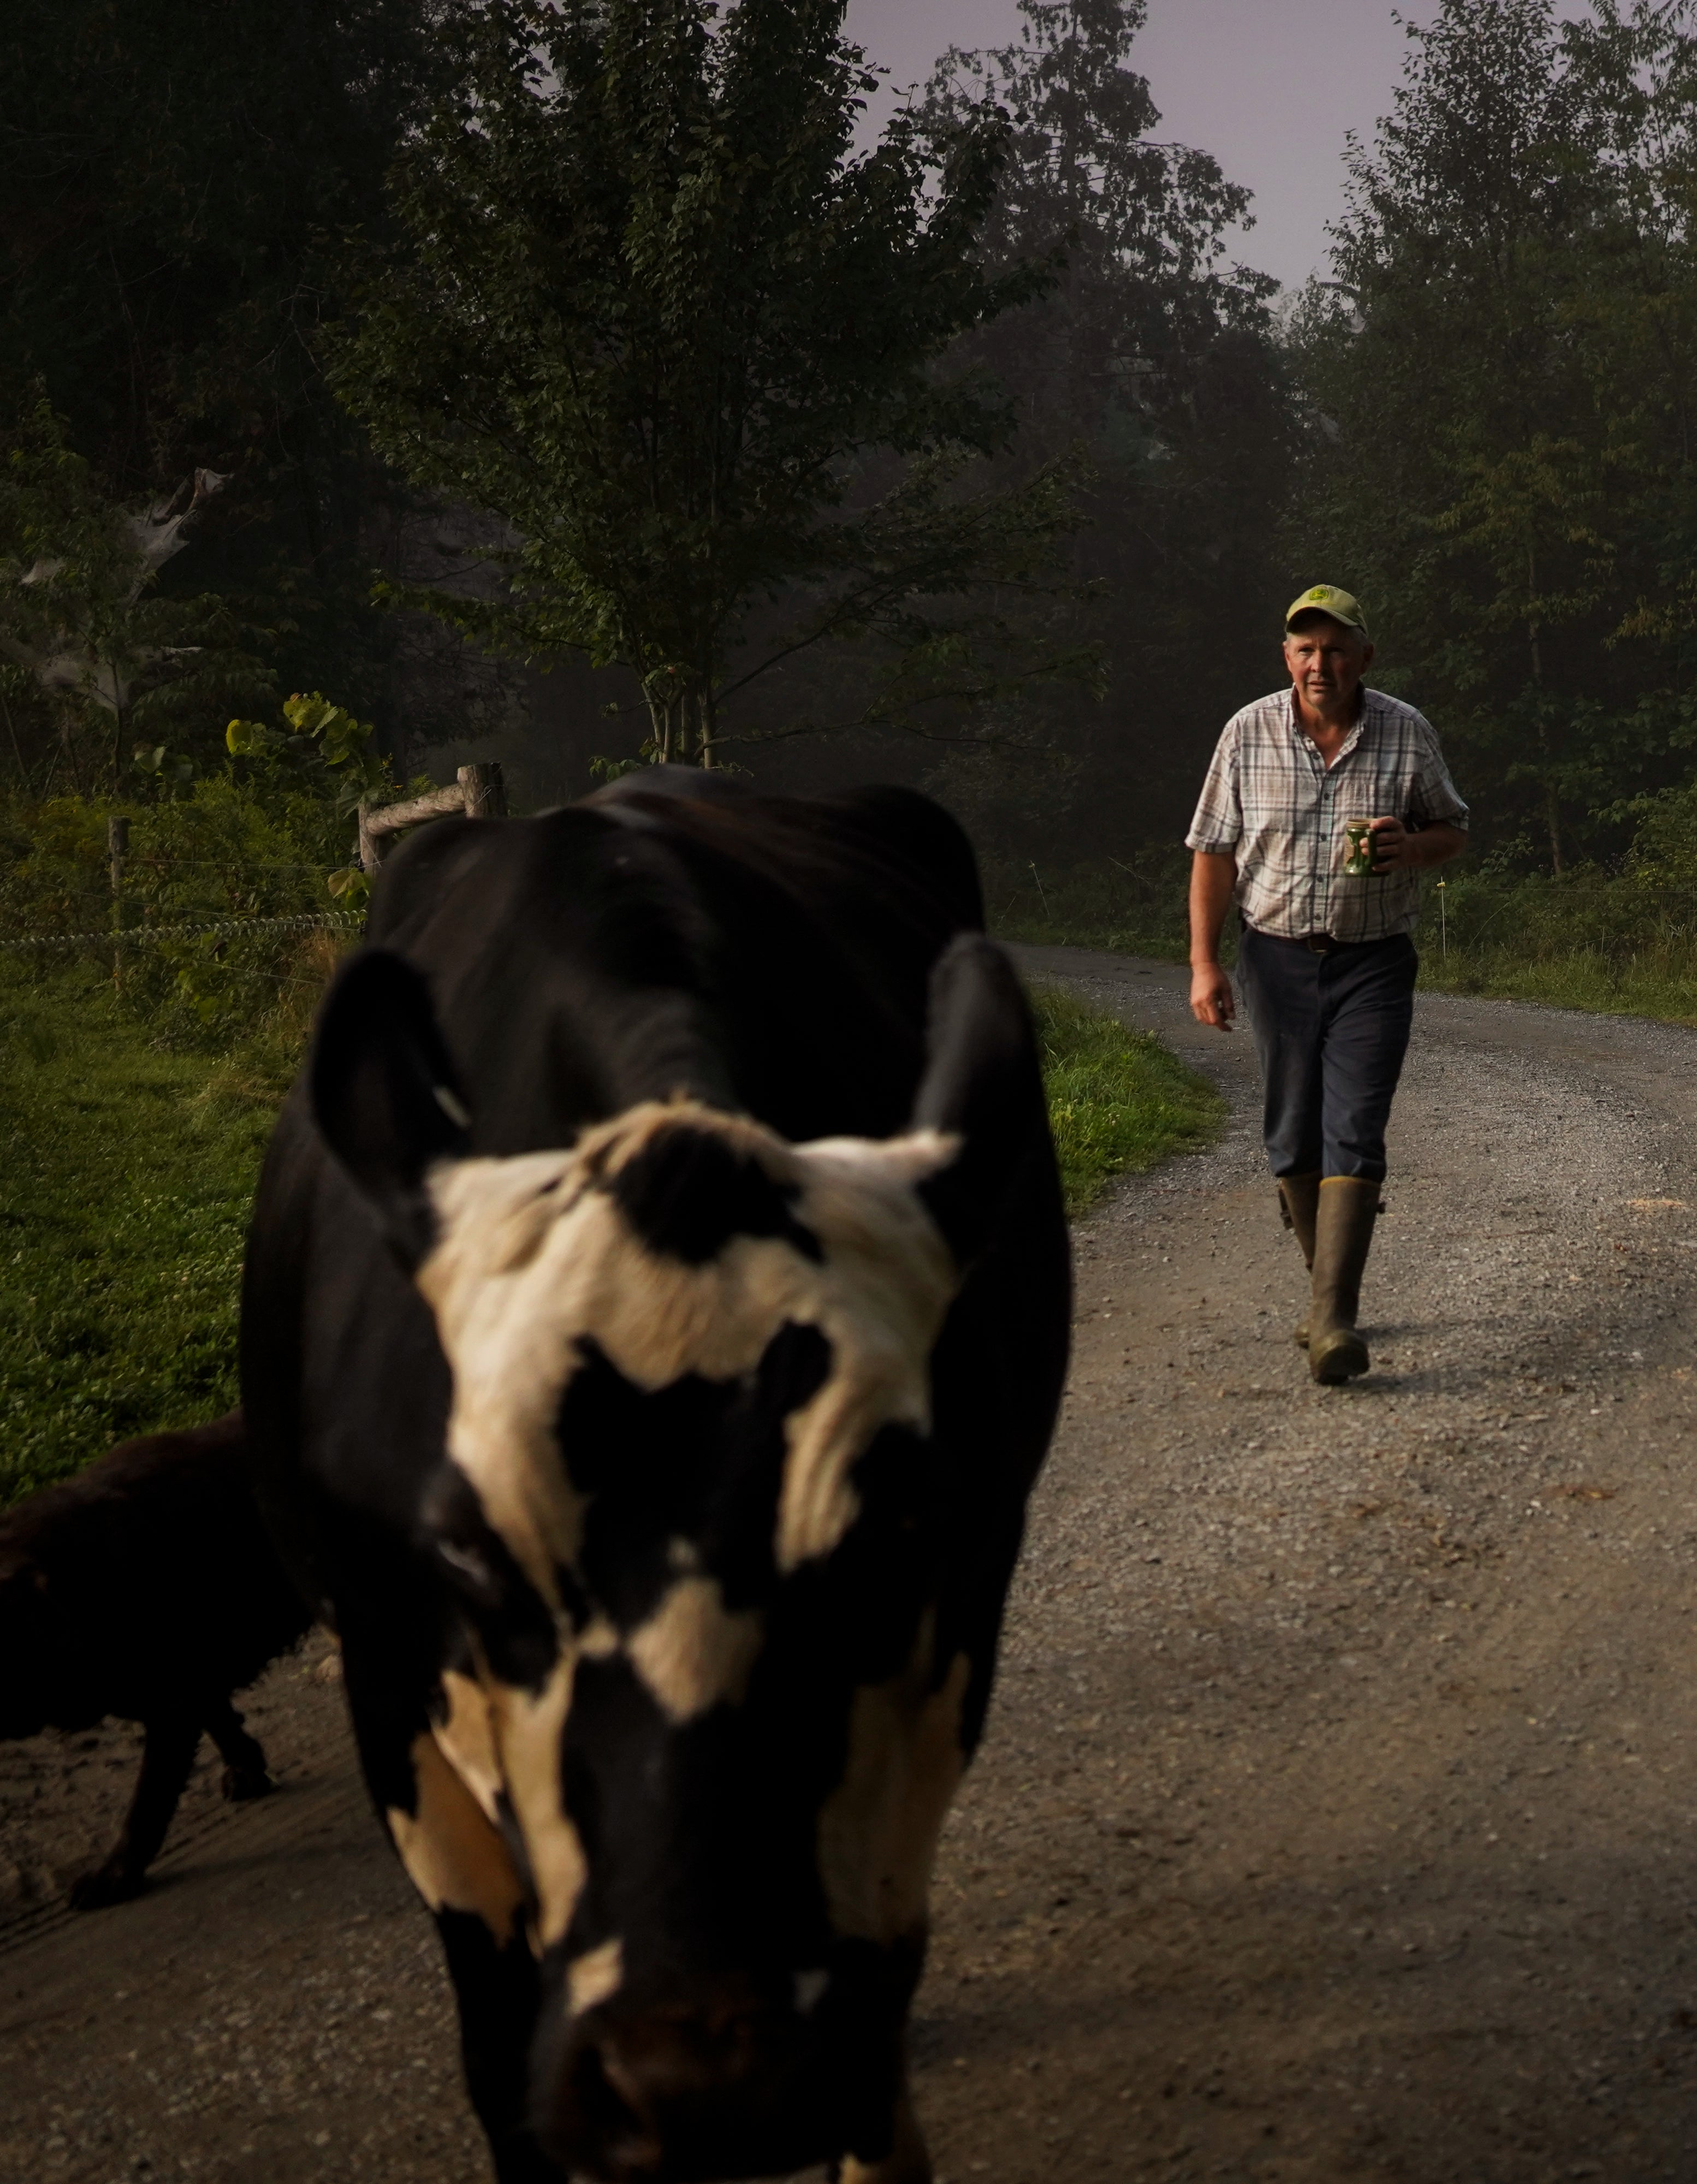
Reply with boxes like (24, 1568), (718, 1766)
(535, 1958), (910, 2183)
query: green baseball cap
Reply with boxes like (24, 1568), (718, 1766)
(1285, 583), (1369, 636)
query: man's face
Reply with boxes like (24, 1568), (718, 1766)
(1284, 615), (1374, 716)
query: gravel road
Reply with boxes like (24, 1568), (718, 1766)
(7, 946), (1697, 2184)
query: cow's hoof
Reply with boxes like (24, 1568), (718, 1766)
(68, 1864), (144, 1911)
(833, 2091), (932, 2184)
(1309, 1326), (1369, 1383)
(221, 1765), (275, 1803)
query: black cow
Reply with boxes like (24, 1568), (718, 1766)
(241, 779), (1070, 2183)
(0, 1410), (313, 1906)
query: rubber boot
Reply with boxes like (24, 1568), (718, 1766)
(1307, 1176), (1381, 1385)
(1278, 1173), (1321, 1346)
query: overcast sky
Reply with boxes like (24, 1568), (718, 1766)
(842, 0), (1443, 294)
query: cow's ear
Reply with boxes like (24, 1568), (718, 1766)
(311, 950), (471, 1267)
(909, 934), (1046, 1266)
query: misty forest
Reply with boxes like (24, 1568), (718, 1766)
(13, 0), (1697, 950)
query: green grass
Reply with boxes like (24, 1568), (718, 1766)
(1030, 981), (1225, 1215)
(993, 861), (1697, 1029)
(0, 963), (1221, 1508)
(989, 857), (1196, 964)
(1416, 937), (1697, 1022)
(0, 962), (275, 1505)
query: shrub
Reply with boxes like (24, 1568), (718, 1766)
(0, 767), (360, 1048)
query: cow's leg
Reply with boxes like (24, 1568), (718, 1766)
(68, 1713), (201, 1909)
(835, 2072), (932, 2184)
(341, 1642), (547, 2177)
(204, 1694), (275, 1801)
(433, 1908), (557, 2184)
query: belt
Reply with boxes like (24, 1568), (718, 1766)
(1249, 928), (1386, 956)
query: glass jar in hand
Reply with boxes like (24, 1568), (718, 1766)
(1343, 820), (1379, 877)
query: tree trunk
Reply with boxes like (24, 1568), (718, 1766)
(1527, 546), (1562, 876)
(646, 685), (675, 763)
(697, 684), (716, 769)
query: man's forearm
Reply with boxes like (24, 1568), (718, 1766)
(1189, 850), (1238, 963)
(1414, 824), (1468, 869)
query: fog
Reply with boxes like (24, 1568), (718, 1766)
(844, 0), (1443, 292)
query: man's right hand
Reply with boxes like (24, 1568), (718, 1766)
(1190, 963), (1235, 1029)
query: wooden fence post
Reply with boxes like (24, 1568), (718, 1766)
(108, 815), (129, 991)
(458, 762), (507, 820)
(357, 764), (507, 875)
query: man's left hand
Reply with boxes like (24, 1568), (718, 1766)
(1369, 816), (1420, 871)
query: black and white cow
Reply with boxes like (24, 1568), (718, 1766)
(241, 777), (1070, 2183)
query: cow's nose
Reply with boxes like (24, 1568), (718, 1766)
(543, 1989), (827, 2182)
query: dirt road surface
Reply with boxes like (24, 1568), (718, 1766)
(8, 946), (1697, 2184)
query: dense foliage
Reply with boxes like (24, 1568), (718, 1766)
(16, 0), (1697, 906)
(0, 0), (485, 788)
(910, 0), (1296, 856)
(328, 0), (1089, 766)
(1290, 0), (1697, 876)
(0, 777), (354, 1047)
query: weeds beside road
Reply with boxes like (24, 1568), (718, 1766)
(1029, 982), (1223, 1214)
(0, 963), (271, 1504)
(998, 857), (1697, 1027)
(0, 960), (1220, 1507)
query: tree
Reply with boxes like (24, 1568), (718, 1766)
(1290, 0), (1697, 874)
(0, 0), (455, 764)
(0, 397), (268, 786)
(912, 0), (1295, 858)
(328, 0), (1081, 767)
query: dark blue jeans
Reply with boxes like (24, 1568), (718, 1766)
(1236, 928), (1417, 1182)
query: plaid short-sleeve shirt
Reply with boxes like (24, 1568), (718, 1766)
(1185, 687), (1468, 943)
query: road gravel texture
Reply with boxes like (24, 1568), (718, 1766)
(7, 946), (1697, 2183)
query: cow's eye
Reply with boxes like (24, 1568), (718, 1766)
(435, 1536), (500, 1610)
(419, 1470), (560, 1689)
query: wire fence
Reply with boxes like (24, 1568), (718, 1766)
(0, 911), (363, 956)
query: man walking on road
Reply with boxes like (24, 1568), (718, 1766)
(1186, 586), (1468, 1383)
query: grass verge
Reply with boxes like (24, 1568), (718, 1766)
(0, 963), (277, 1506)
(990, 858), (1194, 964)
(1030, 981), (1225, 1216)
(1, 965), (1221, 1508)
(1416, 939), (1697, 1021)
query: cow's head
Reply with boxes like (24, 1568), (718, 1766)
(311, 935), (1044, 2183)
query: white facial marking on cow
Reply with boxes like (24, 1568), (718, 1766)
(411, 1102), (964, 1950)
(567, 1936), (625, 2017)
(416, 1149), (590, 1605)
(417, 1103), (959, 1600)
(386, 1731), (526, 1948)
(483, 1655), (586, 1948)
(793, 1967), (829, 2017)
(770, 1133), (958, 1574)
(816, 1613), (971, 1947)
(626, 1573), (763, 1723)
(434, 1668), (505, 1828)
